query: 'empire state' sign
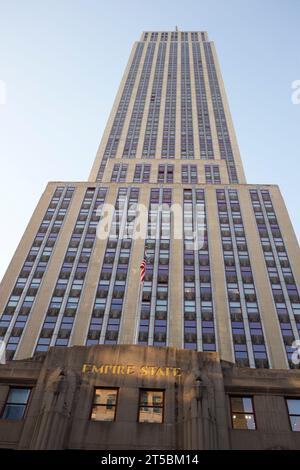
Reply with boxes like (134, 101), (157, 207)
(82, 363), (182, 377)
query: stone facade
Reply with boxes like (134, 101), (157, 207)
(0, 345), (299, 450)
(1, 30), (300, 450)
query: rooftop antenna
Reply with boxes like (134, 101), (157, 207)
(175, 25), (178, 32)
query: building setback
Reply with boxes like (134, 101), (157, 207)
(0, 30), (300, 449)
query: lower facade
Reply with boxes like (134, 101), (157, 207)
(0, 345), (300, 450)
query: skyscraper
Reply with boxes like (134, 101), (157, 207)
(1, 29), (299, 367)
(0, 31), (300, 450)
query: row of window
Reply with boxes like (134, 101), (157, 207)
(204, 43), (238, 183)
(97, 42), (144, 180)
(0, 186), (75, 360)
(0, 387), (163, 424)
(250, 189), (300, 366)
(86, 188), (139, 345)
(91, 388), (164, 423)
(97, 38), (230, 182)
(192, 42), (214, 159)
(182, 189), (216, 351)
(97, 41), (225, 169)
(142, 42), (166, 158)
(137, 188), (172, 346)
(110, 163), (221, 184)
(181, 42), (194, 158)
(35, 188), (107, 353)
(1, 187), (298, 365)
(230, 396), (300, 432)
(123, 42), (156, 159)
(2, 387), (300, 433)
(217, 189), (269, 368)
(161, 41), (177, 159)
(143, 32), (207, 42)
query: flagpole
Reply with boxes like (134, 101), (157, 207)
(135, 246), (149, 343)
(135, 256), (145, 343)
(136, 278), (143, 341)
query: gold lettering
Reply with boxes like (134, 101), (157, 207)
(105, 365), (113, 374)
(92, 365), (104, 374)
(116, 365), (126, 375)
(140, 365), (148, 375)
(82, 363), (184, 377)
(126, 365), (135, 375)
(155, 367), (165, 377)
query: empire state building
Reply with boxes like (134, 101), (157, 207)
(0, 31), (299, 450)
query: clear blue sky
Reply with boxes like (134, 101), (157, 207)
(0, 0), (299, 281)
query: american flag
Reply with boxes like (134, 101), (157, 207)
(140, 259), (147, 283)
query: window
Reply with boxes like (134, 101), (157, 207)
(122, 42), (156, 159)
(134, 164), (151, 182)
(111, 163), (128, 182)
(90, 388), (118, 421)
(138, 389), (164, 423)
(286, 398), (300, 431)
(230, 396), (256, 430)
(157, 164), (174, 183)
(181, 165), (198, 183)
(205, 165), (221, 184)
(1, 387), (31, 420)
(96, 42), (144, 181)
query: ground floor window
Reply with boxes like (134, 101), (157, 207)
(230, 396), (256, 430)
(91, 388), (118, 421)
(286, 398), (300, 432)
(138, 389), (164, 423)
(1, 387), (31, 420)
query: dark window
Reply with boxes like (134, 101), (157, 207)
(230, 396), (256, 430)
(286, 398), (300, 432)
(1, 387), (31, 420)
(90, 388), (118, 421)
(138, 389), (164, 423)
